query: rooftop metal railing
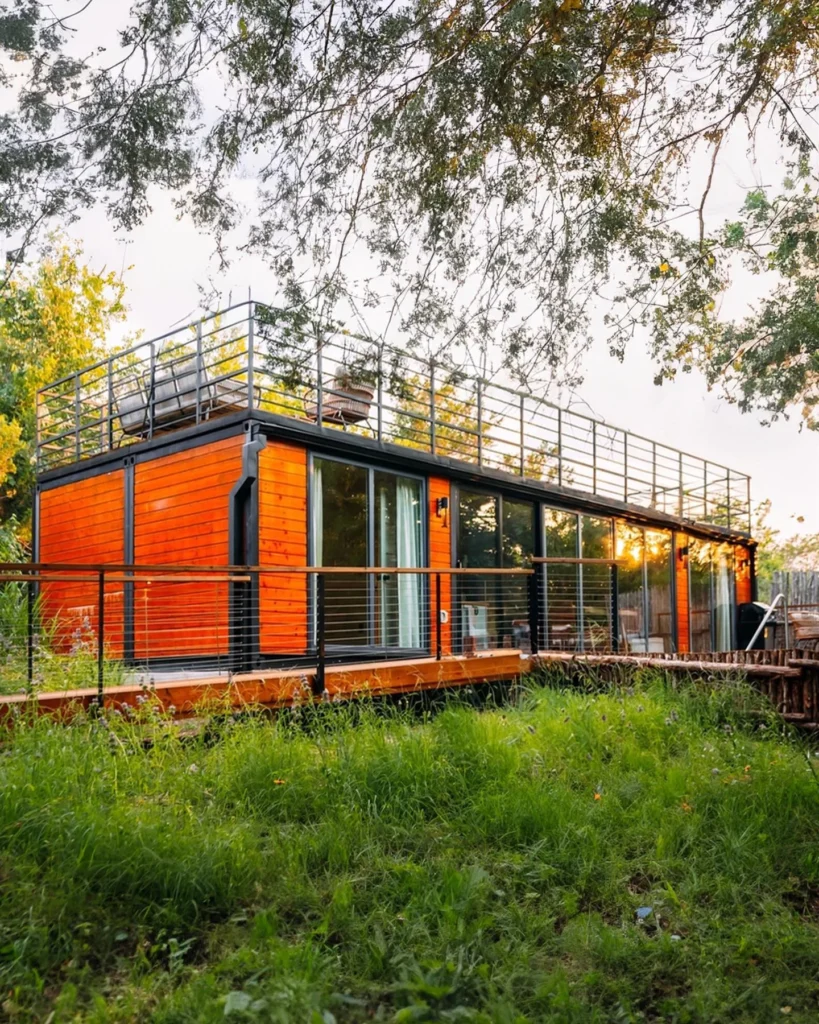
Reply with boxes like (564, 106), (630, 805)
(35, 301), (752, 532)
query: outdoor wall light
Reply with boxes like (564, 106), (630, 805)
(436, 496), (449, 518)
(677, 545), (689, 562)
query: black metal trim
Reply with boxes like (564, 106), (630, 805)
(228, 428), (267, 673)
(123, 459), (135, 662)
(37, 407), (753, 544)
(37, 414), (249, 489)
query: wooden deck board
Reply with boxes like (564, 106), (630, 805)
(0, 648), (807, 723)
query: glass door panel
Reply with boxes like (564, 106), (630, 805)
(645, 529), (673, 652)
(501, 499), (535, 648)
(689, 539), (714, 651)
(375, 472), (423, 649)
(714, 544), (735, 651)
(616, 522), (645, 652)
(457, 491), (499, 649)
(314, 458), (368, 646)
(580, 516), (612, 650)
(544, 509), (579, 649)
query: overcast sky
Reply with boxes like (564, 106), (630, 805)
(13, 2), (819, 539)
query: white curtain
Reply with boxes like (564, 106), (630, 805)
(715, 550), (733, 651)
(396, 479), (422, 648)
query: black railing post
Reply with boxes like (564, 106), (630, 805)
(97, 570), (105, 706)
(26, 577), (34, 693)
(528, 568), (541, 655)
(611, 563), (619, 653)
(314, 572), (326, 696)
(436, 572), (442, 660)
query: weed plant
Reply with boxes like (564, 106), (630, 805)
(0, 672), (818, 1021)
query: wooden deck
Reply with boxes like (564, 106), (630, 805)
(2, 648), (819, 728)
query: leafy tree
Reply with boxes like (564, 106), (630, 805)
(4, 1), (819, 388)
(753, 499), (819, 600)
(652, 168), (819, 429)
(0, 238), (127, 523)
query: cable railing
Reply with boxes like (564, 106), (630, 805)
(36, 301), (752, 532)
(0, 560), (627, 701)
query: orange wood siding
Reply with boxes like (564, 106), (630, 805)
(133, 435), (244, 659)
(38, 469), (125, 654)
(735, 544), (753, 605)
(428, 477), (452, 655)
(675, 533), (690, 653)
(258, 440), (308, 656)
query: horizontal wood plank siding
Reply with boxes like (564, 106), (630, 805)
(258, 440), (308, 655)
(133, 435), (243, 659)
(38, 469), (125, 655)
(428, 477), (452, 655)
(675, 533), (690, 653)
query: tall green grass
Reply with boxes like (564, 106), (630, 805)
(1, 672), (818, 1021)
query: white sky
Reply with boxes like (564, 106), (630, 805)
(12, 2), (819, 539)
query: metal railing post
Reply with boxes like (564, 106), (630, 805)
(476, 379), (483, 466)
(430, 358), (436, 455)
(557, 409), (563, 486)
(519, 393), (525, 477)
(26, 577), (34, 693)
(703, 460), (709, 522)
(726, 469), (732, 530)
(746, 476), (752, 533)
(376, 348), (383, 443)
(247, 302), (255, 410)
(592, 420), (597, 494)
(148, 341), (156, 440)
(74, 373), (81, 460)
(678, 451), (684, 517)
(651, 441), (657, 506)
(97, 570), (105, 706)
(316, 338), (324, 430)
(527, 568), (540, 655)
(623, 431), (629, 502)
(107, 360), (114, 451)
(195, 321), (203, 424)
(314, 572), (326, 696)
(436, 572), (442, 660)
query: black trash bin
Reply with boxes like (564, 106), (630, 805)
(737, 601), (769, 650)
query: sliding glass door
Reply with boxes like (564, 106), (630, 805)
(688, 539), (735, 652)
(312, 457), (424, 650)
(615, 523), (674, 653)
(542, 510), (613, 650)
(456, 490), (534, 649)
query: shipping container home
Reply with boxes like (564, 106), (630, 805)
(34, 302), (756, 674)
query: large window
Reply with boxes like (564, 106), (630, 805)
(543, 510), (613, 650)
(615, 523), (674, 653)
(456, 490), (534, 649)
(312, 457), (424, 649)
(688, 539), (735, 652)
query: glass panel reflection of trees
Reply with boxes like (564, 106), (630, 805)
(688, 539), (735, 651)
(543, 510), (613, 651)
(457, 491), (533, 650)
(313, 458), (423, 649)
(615, 523), (673, 653)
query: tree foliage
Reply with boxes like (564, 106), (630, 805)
(664, 170), (819, 428)
(3, 2), (819, 404)
(0, 238), (127, 521)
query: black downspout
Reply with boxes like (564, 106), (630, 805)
(228, 426), (267, 674)
(123, 459), (135, 663)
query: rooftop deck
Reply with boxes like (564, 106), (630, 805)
(36, 301), (752, 533)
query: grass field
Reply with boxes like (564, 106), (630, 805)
(1, 672), (819, 1022)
